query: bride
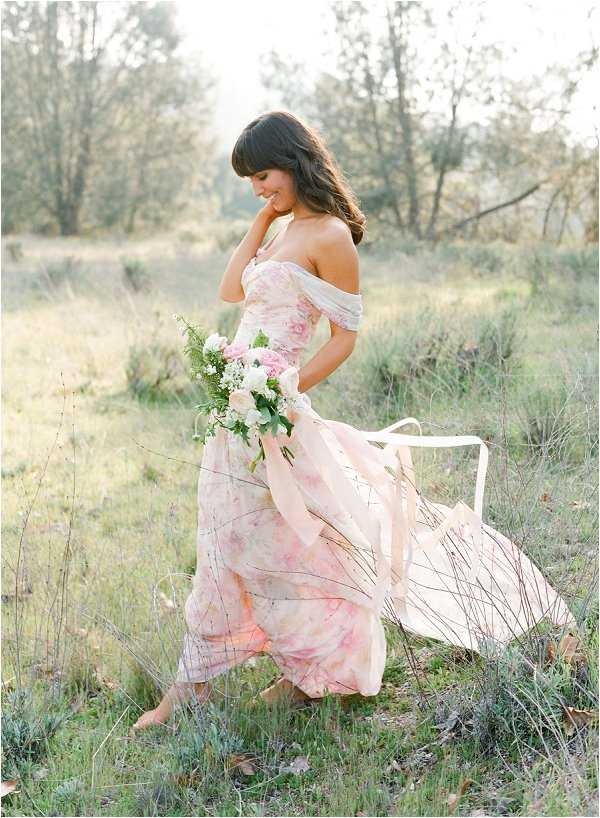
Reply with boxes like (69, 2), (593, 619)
(133, 111), (575, 731)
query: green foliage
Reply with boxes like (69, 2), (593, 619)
(125, 340), (190, 403)
(517, 380), (582, 459)
(50, 778), (85, 815)
(2, 2), (216, 235)
(135, 779), (185, 817)
(5, 241), (24, 262)
(34, 256), (81, 297)
(557, 247), (599, 280)
(359, 304), (521, 412)
(462, 243), (504, 274)
(121, 257), (151, 293)
(1, 689), (70, 778)
(434, 642), (597, 759)
(171, 711), (245, 770)
(252, 329), (270, 348)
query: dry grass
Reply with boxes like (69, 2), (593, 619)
(1, 230), (597, 816)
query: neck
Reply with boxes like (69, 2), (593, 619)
(291, 201), (322, 221)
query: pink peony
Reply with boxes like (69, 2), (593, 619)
(242, 346), (288, 377)
(223, 341), (248, 362)
(228, 389), (255, 414)
(257, 349), (288, 377)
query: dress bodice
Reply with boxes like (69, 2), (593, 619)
(233, 251), (363, 368)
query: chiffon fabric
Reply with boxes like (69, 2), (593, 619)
(175, 248), (576, 698)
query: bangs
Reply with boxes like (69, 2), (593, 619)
(231, 123), (277, 177)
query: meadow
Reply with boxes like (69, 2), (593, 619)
(1, 229), (598, 816)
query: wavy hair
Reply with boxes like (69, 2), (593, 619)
(231, 111), (366, 245)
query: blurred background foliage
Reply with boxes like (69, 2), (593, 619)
(1, 0), (597, 245)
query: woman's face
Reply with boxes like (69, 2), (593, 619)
(249, 168), (295, 212)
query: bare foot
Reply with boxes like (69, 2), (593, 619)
(132, 681), (209, 731)
(251, 677), (312, 708)
(132, 707), (169, 730)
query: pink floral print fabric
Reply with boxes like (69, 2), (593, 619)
(175, 256), (576, 697)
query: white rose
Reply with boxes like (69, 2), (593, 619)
(203, 332), (228, 353)
(245, 407), (263, 427)
(228, 389), (255, 414)
(242, 365), (269, 394)
(242, 347), (266, 366)
(278, 366), (300, 398)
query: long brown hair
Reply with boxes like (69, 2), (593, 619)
(231, 111), (366, 245)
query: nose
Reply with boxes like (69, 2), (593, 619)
(251, 179), (263, 196)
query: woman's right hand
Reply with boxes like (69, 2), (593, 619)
(257, 196), (292, 224)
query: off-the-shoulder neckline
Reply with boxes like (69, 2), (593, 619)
(249, 256), (362, 299)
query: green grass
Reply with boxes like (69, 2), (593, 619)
(1, 230), (598, 816)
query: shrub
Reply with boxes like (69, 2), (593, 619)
(462, 243), (504, 274)
(433, 641), (597, 759)
(5, 241), (23, 262)
(125, 341), (190, 403)
(358, 305), (521, 412)
(50, 778), (86, 815)
(33, 255), (81, 298)
(1, 688), (69, 778)
(517, 381), (580, 459)
(121, 258), (151, 293)
(465, 305), (521, 389)
(557, 247), (599, 281)
(522, 245), (554, 300)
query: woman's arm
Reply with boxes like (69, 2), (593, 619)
(298, 325), (357, 392)
(298, 220), (361, 393)
(218, 202), (279, 302)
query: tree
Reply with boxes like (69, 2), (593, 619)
(1, 1), (216, 235)
(260, 0), (597, 244)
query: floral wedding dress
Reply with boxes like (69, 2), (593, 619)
(175, 246), (576, 698)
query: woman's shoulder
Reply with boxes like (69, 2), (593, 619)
(310, 214), (355, 257)
(308, 215), (359, 294)
(315, 214), (353, 240)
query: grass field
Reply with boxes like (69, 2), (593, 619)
(1, 230), (598, 816)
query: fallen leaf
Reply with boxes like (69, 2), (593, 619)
(558, 634), (586, 665)
(94, 668), (119, 690)
(545, 634), (586, 667)
(562, 705), (598, 735)
(1, 780), (19, 798)
(226, 753), (258, 776)
(280, 755), (310, 775)
(447, 779), (474, 813)
(540, 492), (552, 503)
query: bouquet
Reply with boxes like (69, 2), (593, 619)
(175, 315), (305, 472)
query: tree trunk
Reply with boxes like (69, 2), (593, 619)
(386, 3), (421, 238)
(362, 56), (404, 230)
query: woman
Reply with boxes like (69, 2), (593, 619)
(133, 111), (575, 730)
